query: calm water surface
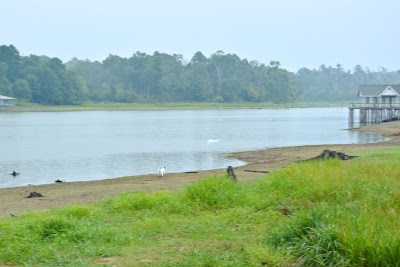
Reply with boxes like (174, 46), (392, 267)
(0, 108), (386, 188)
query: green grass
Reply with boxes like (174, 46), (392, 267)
(1, 148), (400, 266)
(12, 101), (350, 111)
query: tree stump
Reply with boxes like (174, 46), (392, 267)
(26, 192), (44, 198)
(305, 150), (357, 161)
(227, 166), (237, 182)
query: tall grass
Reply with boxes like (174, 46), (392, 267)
(262, 158), (400, 266)
(1, 149), (400, 266)
(0, 205), (127, 266)
(184, 175), (243, 209)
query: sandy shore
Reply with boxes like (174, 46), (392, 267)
(1, 121), (400, 217)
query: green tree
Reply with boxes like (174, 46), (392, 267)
(0, 45), (22, 82)
(184, 62), (212, 101)
(12, 79), (31, 102)
(0, 62), (12, 96)
(265, 61), (297, 103)
(220, 77), (245, 102)
(38, 67), (62, 104)
(191, 51), (208, 64)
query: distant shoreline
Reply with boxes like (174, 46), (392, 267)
(9, 101), (349, 112)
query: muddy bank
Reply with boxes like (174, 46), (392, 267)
(1, 122), (400, 217)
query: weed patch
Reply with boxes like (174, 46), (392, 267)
(1, 151), (400, 266)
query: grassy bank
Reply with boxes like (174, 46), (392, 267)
(12, 101), (350, 111)
(1, 147), (399, 266)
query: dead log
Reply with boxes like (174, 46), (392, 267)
(26, 192), (44, 198)
(304, 150), (357, 161)
(244, 170), (269, 173)
(227, 166), (237, 182)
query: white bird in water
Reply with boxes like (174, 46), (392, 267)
(208, 139), (220, 144)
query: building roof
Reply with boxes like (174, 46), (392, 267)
(0, 95), (15, 100)
(359, 85), (400, 97)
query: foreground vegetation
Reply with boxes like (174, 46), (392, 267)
(1, 147), (400, 266)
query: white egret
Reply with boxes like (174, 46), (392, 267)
(158, 167), (166, 177)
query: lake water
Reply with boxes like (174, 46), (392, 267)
(0, 108), (387, 188)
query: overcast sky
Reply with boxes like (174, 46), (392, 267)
(1, 0), (399, 72)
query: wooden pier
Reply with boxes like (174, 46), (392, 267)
(0, 95), (16, 111)
(350, 85), (400, 124)
(349, 103), (400, 124)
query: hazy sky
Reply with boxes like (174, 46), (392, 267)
(1, 0), (399, 72)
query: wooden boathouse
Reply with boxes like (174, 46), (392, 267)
(349, 85), (400, 124)
(0, 95), (16, 111)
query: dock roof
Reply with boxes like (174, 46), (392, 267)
(358, 85), (400, 97)
(0, 95), (15, 100)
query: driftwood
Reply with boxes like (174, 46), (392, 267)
(227, 166), (237, 182)
(305, 150), (357, 161)
(244, 170), (269, 173)
(26, 192), (44, 198)
(383, 118), (398, 123)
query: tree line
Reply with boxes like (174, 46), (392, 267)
(0, 45), (85, 105)
(0, 44), (399, 105)
(65, 50), (297, 103)
(297, 64), (400, 101)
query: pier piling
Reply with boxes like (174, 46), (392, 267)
(350, 104), (400, 125)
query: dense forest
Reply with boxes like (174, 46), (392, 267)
(297, 65), (400, 101)
(0, 44), (399, 105)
